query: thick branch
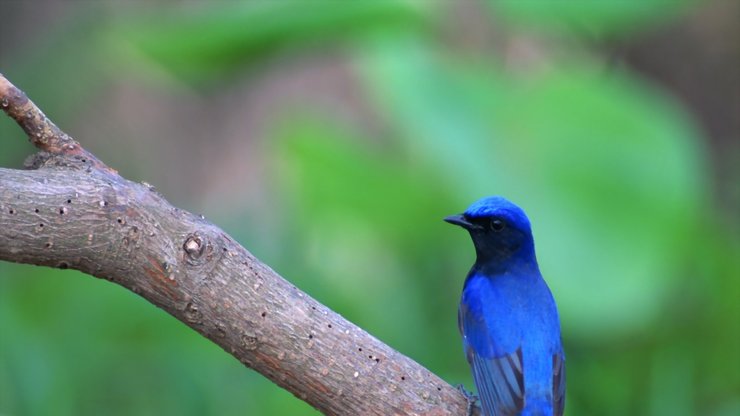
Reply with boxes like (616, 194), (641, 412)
(0, 74), (476, 415)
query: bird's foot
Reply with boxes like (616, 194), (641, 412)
(456, 384), (478, 416)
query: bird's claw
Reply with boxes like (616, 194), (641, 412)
(456, 384), (478, 416)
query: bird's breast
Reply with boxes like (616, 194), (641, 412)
(461, 272), (561, 357)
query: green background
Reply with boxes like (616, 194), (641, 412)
(0, 1), (737, 415)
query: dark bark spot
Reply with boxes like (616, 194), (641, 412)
(183, 302), (203, 324)
(401, 376), (406, 381)
(215, 322), (226, 337)
(8, 208), (14, 214)
(57, 262), (68, 269)
(261, 312), (267, 318)
(241, 333), (258, 350)
(34, 208), (39, 213)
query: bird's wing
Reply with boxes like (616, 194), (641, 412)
(467, 346), (524, 416)
(459, 304), (524, 416)
(553, 352), (566, 416)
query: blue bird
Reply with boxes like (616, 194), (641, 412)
(445, 196), (565, 416)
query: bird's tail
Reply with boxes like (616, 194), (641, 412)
(522, 398), (553, 416)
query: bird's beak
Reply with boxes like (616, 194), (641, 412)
(444, 214), (477, 230)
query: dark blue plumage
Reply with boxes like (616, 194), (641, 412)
(445, 196), (565, 416)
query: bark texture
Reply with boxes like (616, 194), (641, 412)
(0, 74), (477, 416)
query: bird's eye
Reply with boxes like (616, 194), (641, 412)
(490, 219), (505, 232)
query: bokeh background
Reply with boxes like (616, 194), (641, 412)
(0, 1), (738, 415)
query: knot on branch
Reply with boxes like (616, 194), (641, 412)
(183, 231), (224, 265)
(181, 231), (232, 279)
(184, 233), (207, 260)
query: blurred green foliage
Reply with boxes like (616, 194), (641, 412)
(1, 1), (738, 416)
(117, 1), (429, 84)
(486, 0), (694, 37)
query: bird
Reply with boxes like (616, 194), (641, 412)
(445, 196), (565, 416)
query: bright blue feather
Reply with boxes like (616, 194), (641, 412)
(447, 196), (565, 416)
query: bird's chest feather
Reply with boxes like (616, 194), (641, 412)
(459, 272), (559, 359)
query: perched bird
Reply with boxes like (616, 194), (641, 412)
(445, 196), (565, 416)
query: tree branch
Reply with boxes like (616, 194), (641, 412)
(0, 74), (476, 416)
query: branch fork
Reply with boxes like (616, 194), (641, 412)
(0, 73), (476, 416)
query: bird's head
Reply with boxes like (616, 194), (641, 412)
(445, 196), (536, 267)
